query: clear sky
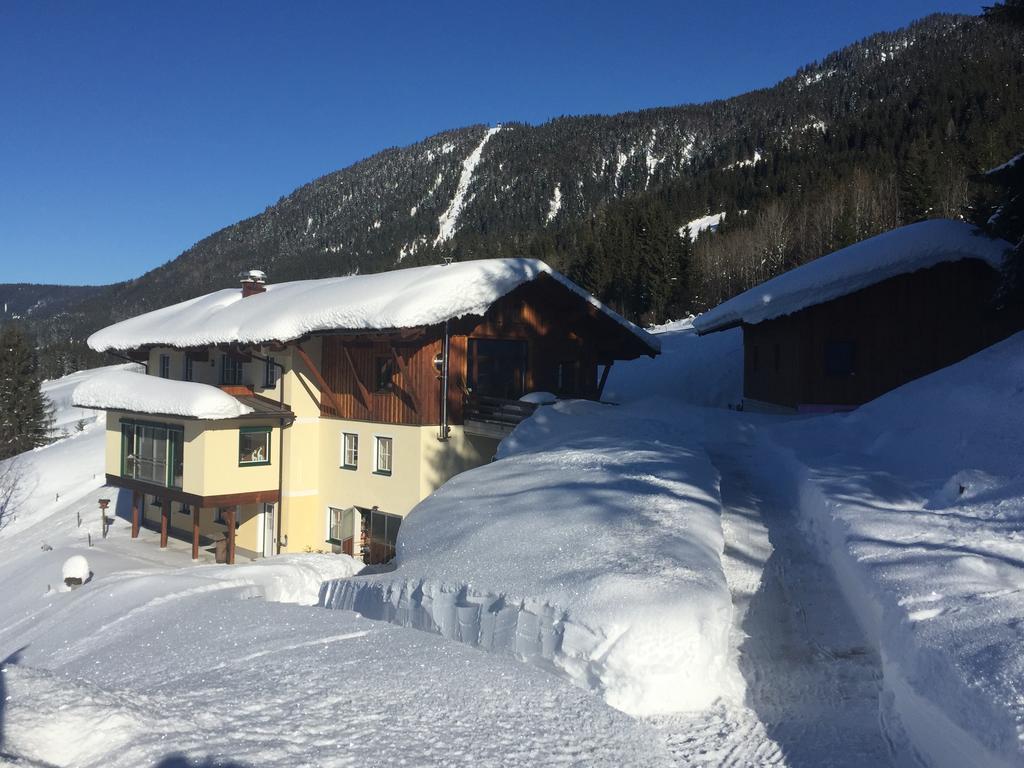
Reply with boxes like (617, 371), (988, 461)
(0, 0), (986, 285)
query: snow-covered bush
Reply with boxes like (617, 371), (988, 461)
(62, 555), (90, 587)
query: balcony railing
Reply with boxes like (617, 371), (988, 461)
(463, 394), (538, 439)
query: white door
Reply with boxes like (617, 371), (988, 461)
(262, 503), (276, 557)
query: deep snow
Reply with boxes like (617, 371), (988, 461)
(73, 368), (255, 419)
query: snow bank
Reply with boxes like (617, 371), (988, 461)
(762, 332), (1024, 768)
(73, 369), (254, 419)
(694, 220), (1011, 333)
(87, 259), (659, 355)
(321, 399), (731, 716)
(606, 317), (742, 407)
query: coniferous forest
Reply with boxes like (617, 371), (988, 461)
(2, 11), (1022, 377)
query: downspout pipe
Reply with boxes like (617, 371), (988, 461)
(439, 320), (450, 441)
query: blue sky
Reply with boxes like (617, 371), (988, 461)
(0, 0), (985, 285)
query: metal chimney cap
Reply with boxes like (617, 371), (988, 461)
(239, 269), (267, 284)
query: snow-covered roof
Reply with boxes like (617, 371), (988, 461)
(694, 220), (1011, 334)
(88, 259), (660, 354)
(73, 370), (255, 420)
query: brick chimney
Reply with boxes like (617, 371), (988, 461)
(239, 269), (267, 297)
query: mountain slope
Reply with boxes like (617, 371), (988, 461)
(5, 12), (1023, 374)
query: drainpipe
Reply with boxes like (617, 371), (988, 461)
(439, 320), (450, 441)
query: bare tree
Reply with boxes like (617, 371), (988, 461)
(0, 460), (21, 532)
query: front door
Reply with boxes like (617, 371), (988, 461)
(262, 503), (276, 557)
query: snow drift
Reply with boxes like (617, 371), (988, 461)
(762, 331), (1024, 768)
(321, 399), (732, 716)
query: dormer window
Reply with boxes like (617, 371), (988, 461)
(159, 354), (170, 379)
(221, 355), (244, 385)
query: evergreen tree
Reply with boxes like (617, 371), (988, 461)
(984, 0), (1024, 26)
(0, 325), (53, 460)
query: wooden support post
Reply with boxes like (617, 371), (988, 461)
(192, 507), (200, 561)
(597, 362), (613, 400)
(226, 506), (236, 565)
(390, 345), (423, 414)
(131, 491), (140, 539)
(340, 346), (372, 411)
(294, 344), (349, 415)
(160, 496), (169, 548)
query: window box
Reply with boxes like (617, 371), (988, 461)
(239, 427), (272, 466)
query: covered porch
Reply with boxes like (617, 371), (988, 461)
(112, 477), (279, 564)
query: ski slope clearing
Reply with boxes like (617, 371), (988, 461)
(323, 398), (732, 716)
(763, 331), (1024, 768)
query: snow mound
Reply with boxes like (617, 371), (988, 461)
(62, 555), (90, 583)
(86, 259), (659, 355)
(322, 400), (731, 716)
(73, 369), (254, 419)
(694, 220), (1011, 333)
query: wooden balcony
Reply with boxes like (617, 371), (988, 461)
(463, 394), (538, 439)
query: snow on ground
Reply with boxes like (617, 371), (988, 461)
(760, 331), (1024, 768)
(606, 317), (742, 407)
(679, 211), (727, 240)
(322, 398), (731, 716)
(546, 183), (562, 222)
(73, 368), (255, 419)
(434, 124), (501, 245)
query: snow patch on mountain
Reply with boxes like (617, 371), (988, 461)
(434, 125), (501, 245)
(546, 184), (562, 223)
(679, 211), (728, 240)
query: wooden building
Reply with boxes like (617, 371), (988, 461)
(77, 261), (659, 564)
(694, 220), (1018, 411)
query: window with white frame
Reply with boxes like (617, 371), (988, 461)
(341, 433), (358, 470)
(374, 436), (393, 475)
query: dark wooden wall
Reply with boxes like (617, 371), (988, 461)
(318, 274), (653, 425)
(744, 259), (1014, 408)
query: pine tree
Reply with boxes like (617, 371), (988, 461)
(0, 325), (54, 460)
(984, 0), (1024, 26)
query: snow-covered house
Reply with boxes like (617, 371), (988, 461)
(694, 220), (1018, 411)
(75, 261), (658, 563)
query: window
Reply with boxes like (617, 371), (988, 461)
(179, 503), (192, 516)
(327, 506), (355, 546)
(361, 506), (402, 564)
(341, 433), (358, 469)
(120, 421), (184, 489)
(159, 354), (171, 379)
(824, 340), (857, 377)
(375, 356), (395, 392)
(374, 436), (393, 475)
(264, 356), (278, 388)
(467, 339), (529, 399)
(183, 354), (193, 382)
(221, 355), (244, 385)
(239, 427), (271, 466)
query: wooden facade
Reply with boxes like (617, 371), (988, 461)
(742, 259), (1016, 409)
(318, 274), (653, 425)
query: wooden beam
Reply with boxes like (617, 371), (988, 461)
(597, 362), (613, 400)
(341, 346), (372, 411)
(131, 491), (140, 539)
(160, 496), (169, 548)
(389, 345), (423, 414)
(104, 474), (279, 510)
(226, 506), (236, 565)
(192, 506), (200, 561)
(294, 344), (348, 416)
